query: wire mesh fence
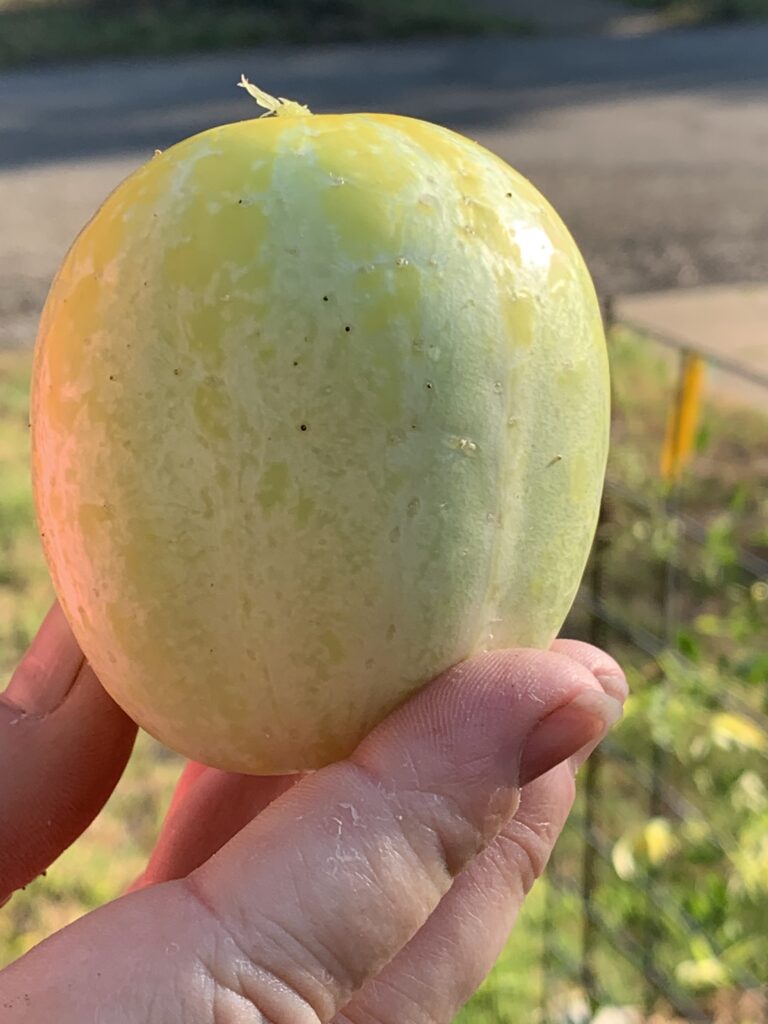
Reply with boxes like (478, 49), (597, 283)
(538, 304), (768, 1024)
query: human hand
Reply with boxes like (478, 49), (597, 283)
(1, 601), (625, 1022)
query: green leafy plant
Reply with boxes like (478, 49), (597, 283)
(0, 0), (530, 68)
(622, 0), (768, 24)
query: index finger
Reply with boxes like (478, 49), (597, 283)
(0, 602), (137, 904)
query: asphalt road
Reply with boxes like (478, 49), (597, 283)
(1, 23), (767, 346)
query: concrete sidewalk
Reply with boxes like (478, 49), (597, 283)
(616, 285), (768, 409)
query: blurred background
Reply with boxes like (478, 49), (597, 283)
(0, 1), (766, 1021)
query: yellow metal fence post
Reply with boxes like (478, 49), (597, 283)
(660, 354), (706, 484)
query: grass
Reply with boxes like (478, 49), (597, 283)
(1, 332), (767, 1020)
(622, 0), (768, 25)
(0, 0), (530, 69)
(0, 350), (52, 679)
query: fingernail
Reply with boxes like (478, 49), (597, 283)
(519, 691), (623, 787)
(4, 604), (84, 716)
(595, 670), (629, 703)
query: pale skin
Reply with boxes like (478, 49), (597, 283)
(0, 602), (626, 1022)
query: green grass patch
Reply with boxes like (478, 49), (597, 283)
(0, 0), (531, 69)
(0, 350), (53, 679)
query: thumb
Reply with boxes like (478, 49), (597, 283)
(0, 648), (621, 1023)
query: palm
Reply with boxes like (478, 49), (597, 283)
(133, 705), (579, 1022)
